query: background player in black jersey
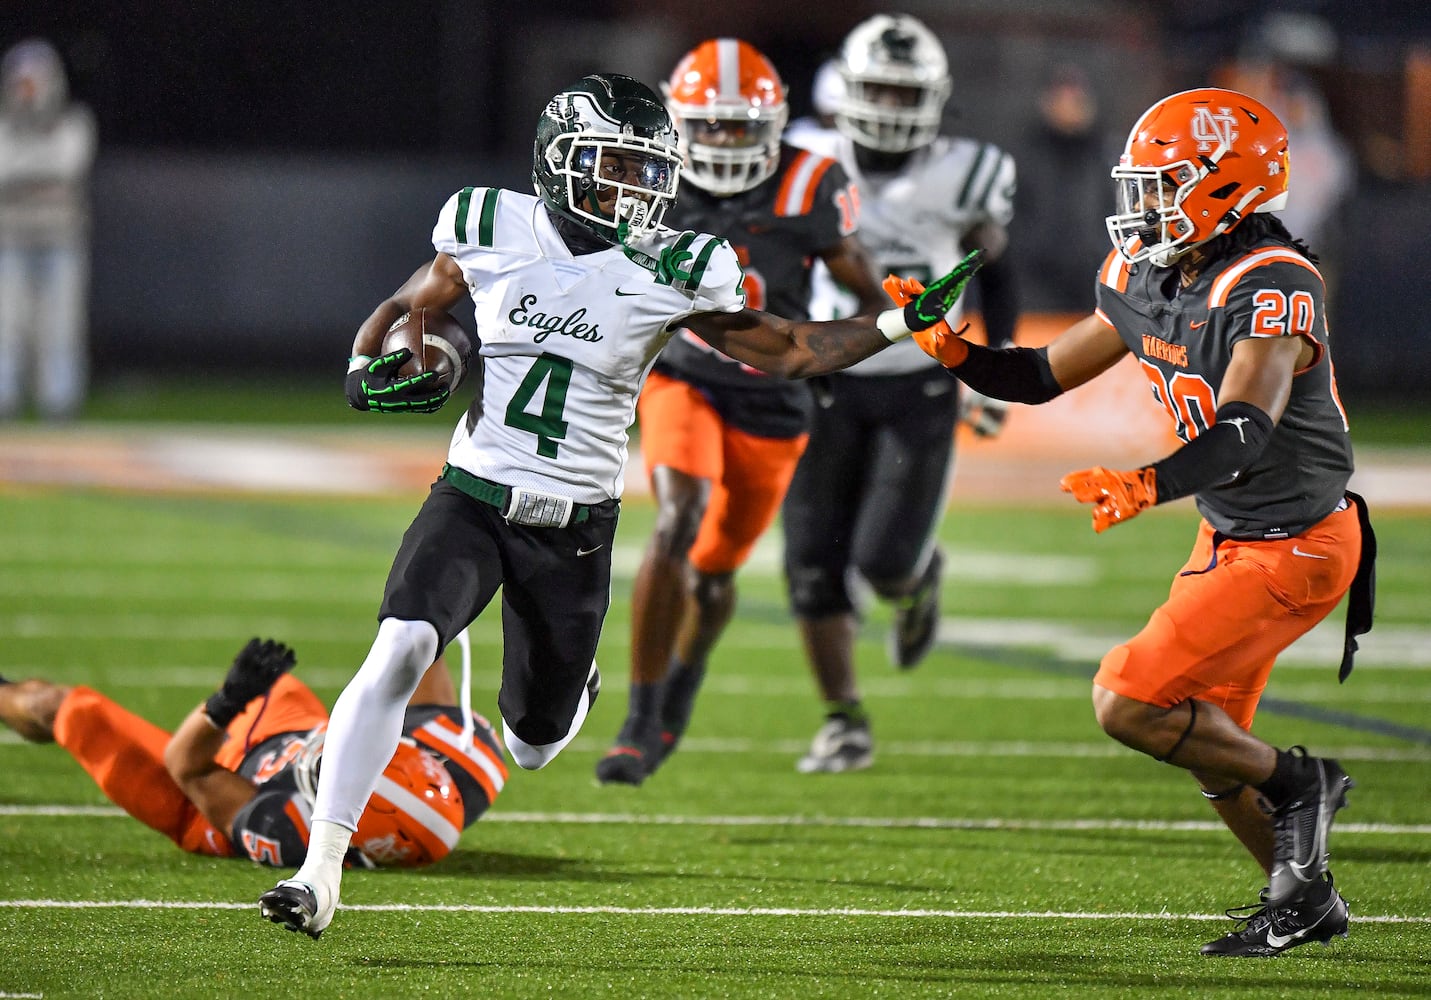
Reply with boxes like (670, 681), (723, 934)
(0, 638), (506, 872)
(780, 14), (1021, 773)
(905, 87), (1371, 957)
(594, 39), (889, 786)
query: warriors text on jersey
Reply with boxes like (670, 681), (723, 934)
(432, 188), (747, 502)
(654, 143), (858, 437)
(1094, 240), (1353, 538)
(792, 129), (1016, 376)
(228, 706), (506, 868)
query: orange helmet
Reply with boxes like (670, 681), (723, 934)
(1106, 88), (1289, 267)
(294, 729), (464, 868)
(662, 38), (788, 195)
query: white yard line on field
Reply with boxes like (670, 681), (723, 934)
(0, 898), (1427, 923)
(3, 804), (1430, 835)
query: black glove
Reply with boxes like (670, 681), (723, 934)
(203, 638), (297, 728)
(901, 249), (986, 333)
(345, 349), (450, 414)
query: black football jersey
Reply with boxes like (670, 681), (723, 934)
(226, 706), (505, 867)
(654, 143), (857, 437)
(1094, 239), (1354, 538)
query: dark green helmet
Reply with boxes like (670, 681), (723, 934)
(533, 73), (682, 245)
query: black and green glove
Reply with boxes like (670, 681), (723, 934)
(901, 249), (986, 333)
(203, 638), (297, 728)
(345, 349), (450, 414)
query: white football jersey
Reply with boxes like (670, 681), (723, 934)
(793, 129), (1016, 375)
(432, 188), (746, 502)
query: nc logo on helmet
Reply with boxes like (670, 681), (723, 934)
(1190, 106), (1238, 153)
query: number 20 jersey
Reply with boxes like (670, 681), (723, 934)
(1094, 239), (1354, 539)
(432, 189), (747, 504)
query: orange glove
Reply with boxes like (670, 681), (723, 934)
(1059, 466), (1158, 533)
(881, 275), (970, 368)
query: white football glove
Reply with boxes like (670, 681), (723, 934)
(959, 389), (1009, 438)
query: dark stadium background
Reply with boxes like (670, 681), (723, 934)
(3, 0), (1427, 403)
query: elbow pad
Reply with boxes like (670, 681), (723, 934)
(951, 342), (1063, 405)
(1151, 401), (1275, 503)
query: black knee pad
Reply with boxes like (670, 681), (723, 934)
(786, 565), (854, 618)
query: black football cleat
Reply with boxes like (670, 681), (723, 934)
(594, 742), (655, 786)
(1201, 875), (1349, 957)
(595, 709), (662, 786)
(1269, 750), (1355, 906)
(259, 879), (332, 940)
(889, 549), (943, 669)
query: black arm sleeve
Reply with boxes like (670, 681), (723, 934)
(1150, 401), (1275, 503)
(972, 250), (1019, 348)
(949, 342), (1064, 404)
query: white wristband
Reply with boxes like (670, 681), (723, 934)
(876, 308), (913, 343)
(347, 355), (373, 374)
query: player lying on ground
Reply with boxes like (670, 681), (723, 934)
(900, 87), (1375, 957)
(0, 638), (506, 868)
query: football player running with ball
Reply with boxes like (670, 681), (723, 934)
(779, 13), (1021, 774)
(258, 72), (983, 940)
(901, 87), (1375, 957)
(593, 39), (889, 786)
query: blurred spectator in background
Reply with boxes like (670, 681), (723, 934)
(0, 38), (96, 420)
(1010, 65), (1116, 311)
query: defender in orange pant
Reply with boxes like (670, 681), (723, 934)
(0, 638), (506, 868)
(902, 88), (1376, 956)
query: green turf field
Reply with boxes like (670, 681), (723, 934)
(2, 466), (1429, 997)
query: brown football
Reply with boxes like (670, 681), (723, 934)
(380, 307), (474, 391)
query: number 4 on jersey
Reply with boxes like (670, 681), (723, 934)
(505, 353), (572, 457)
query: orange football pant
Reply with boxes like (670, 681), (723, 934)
(638, 370), (807, 575)
(1094, 499), (1361, 730)
(52, 673), (326, 856)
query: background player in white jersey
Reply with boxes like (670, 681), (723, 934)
(905, 88), (1372, 958)
(781, 14), (1021, 773)
(257, 72), (985, 940)
(592, 39), (890, 786)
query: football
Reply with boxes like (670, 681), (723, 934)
(380, 308), (474, 391)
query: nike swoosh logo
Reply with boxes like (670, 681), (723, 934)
(614, 288), (644, 297)
(1265, 929), (1299, 949)
(1190, 320), (1208, 329)
(577, 545), (604, 557)
(1292, 546), (1329, 559)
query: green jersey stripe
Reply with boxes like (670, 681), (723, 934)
(454, 187), (476, 244)
(955, 144), (994, 211)
(682, 236), (725, 294)
(477, 189), (500, 248)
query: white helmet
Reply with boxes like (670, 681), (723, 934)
(835, 14), (951, 153)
